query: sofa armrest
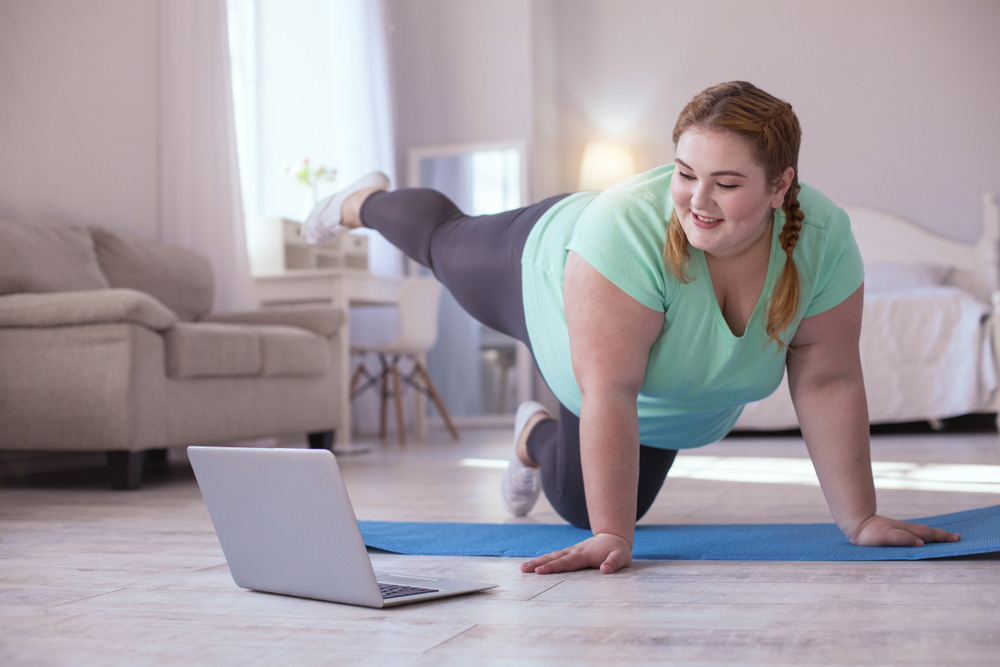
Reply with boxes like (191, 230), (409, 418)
(0, 289), (178, 331)
(202, 306), (346, 338)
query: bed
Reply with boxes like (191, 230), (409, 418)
(734, 192), (1000, 432)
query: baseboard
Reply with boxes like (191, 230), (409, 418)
(429, 414), (515, 429)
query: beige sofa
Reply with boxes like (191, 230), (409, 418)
(0, 220), (346, 489)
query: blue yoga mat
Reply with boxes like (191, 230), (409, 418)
(359, 504), (1000, 561)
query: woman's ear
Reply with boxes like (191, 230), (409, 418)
(771, 167), (795, 208)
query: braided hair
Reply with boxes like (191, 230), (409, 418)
(665, 81), (804, 350)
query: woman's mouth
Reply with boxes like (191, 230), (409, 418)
(691, 212), (723, 229)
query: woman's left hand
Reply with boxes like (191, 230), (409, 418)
(850, 514), (960, 547)
(520, 533), (633, 574)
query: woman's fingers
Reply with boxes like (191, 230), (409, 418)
(520, 549), (568, 572)
(901, 521), (960, 544)
(519, 549), (585, 574)
(599, 548), (632, 574)
(854, 516), (962, 547)
(520, 534), (635, 574)
(534, 551), (590, 574)
(884, 527), (925, 547)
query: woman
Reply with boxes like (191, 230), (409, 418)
(304, 81), (960, 575)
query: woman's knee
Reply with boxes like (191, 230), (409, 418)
(360, 189), (464, 268)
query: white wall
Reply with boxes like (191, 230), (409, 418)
(382, 0), (534, 189)
(534, 0), (1000, 242)
(0, 0), (159, 240)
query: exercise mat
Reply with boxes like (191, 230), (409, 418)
(359, 505), (999, 561)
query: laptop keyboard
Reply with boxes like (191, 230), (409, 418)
(379, 582), (440, 600)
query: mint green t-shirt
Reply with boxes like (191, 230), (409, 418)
(520, 164), (864, 450)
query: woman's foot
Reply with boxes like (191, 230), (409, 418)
(300, 171), (390, 245)
(501, 401), (551, 517)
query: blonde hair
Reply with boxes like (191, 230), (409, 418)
(667, 81), (804, 350)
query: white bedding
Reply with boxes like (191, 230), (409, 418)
(735, 285), (996, 430)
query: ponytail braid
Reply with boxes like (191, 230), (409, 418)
(666, 208), (692, 283)
(766, 180), (804, 350)
(668, 81), (805, 350)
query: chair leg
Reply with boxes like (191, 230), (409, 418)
(498, 365), (510, 414)
(107, 451), (145, 490)
(349, 362), (366, 396)
(378, 357), (389, 439)
(414, 361), (460, 441)
(391, 358), (406, 444)
(308, 430), (335, 450)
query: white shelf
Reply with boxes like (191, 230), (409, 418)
(247, 217), (369, 275)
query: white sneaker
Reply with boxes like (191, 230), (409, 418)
(501, 401), (550, 517)
(300, 171), (391, 245)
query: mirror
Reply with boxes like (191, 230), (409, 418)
(408, 142), (533, 420)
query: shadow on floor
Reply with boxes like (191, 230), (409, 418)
(729, 412), (999, 439)
(0, 452), (195, 490)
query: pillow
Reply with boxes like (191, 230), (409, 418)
(89, 227), (215, 321)
(863, 263), (952, 295)
(0, 220), (111, 295)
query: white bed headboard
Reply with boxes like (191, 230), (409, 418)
(844, 193), (1000, 303)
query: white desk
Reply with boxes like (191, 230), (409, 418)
(253, 268), (407, 450)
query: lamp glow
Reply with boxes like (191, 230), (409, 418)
(578, 140), (636, 191)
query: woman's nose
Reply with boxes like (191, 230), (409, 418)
(690, 183), (711, 210)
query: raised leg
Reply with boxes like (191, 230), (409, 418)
(107, 451), (145, 490)
(308, 430), (335, 450)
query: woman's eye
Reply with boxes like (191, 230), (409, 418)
(679, 171), (695, 181)
(717, 183), (739, 190)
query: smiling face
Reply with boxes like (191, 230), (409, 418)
(671, 128), (793, 261)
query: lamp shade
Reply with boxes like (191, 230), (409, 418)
(577, 140), (636, 191)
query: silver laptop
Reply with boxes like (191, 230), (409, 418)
(188, 446), (497, 608)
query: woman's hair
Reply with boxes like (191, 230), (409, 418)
(666, 81), (803, 350)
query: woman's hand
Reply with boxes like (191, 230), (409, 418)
(850, 514), (960, 547)
(520, 533), (633, 575)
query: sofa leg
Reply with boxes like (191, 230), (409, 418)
(108, 451), (145, 490)
(146, 448), (168, 465)
(308, 430), (335, 451)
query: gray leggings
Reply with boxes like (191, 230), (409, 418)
(361, 189), (677, 529)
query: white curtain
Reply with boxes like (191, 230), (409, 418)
(331, 0), (405, 434)
(328, 0), (400, 276)
(160, 0), (256, 313)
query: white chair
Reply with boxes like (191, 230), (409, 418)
(349, 277), (459, 443)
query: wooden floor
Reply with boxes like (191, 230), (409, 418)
(2, 428), (999, 666)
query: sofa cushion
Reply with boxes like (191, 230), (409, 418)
(257, 325), (329, 377)
(0, 220), (111, 295)
(165, 322), (261, 379)
(90, 227), (214, 321)
(202, 306), (346, 338)
(164, 322), (329, 379)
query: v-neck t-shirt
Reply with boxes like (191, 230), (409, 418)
(520, 164), (864, 450)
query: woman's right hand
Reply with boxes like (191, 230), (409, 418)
(520, 533), (633, 574)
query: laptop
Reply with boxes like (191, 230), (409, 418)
(188, 446), (498, 608)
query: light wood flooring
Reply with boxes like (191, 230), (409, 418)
(2, 428), (999, 666)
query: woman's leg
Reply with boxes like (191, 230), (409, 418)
(360, 188), (569, 346)
(360, 187), (672, 527)
(526, 403), (677, 529)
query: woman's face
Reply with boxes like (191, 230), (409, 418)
(671, 128), (792, 260)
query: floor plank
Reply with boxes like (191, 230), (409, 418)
(1, 429), (998, 665)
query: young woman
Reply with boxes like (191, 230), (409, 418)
(304, 81), (960, 575)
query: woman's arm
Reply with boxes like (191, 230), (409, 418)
(787, 285), (960, 546)
(521, 251), (664, 574)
